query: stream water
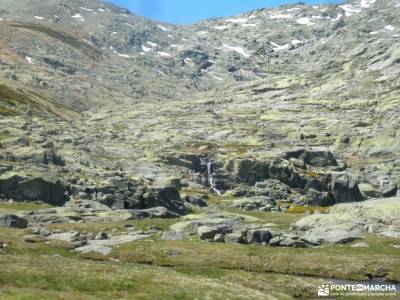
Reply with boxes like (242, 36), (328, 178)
(207, 161), (221, 196)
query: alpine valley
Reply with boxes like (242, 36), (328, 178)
(0, 0), (400, 299)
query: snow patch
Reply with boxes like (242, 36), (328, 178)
(340, 4), (361, 16)
(332, 13), (343, 21)
(147, 41), (158, 47)
(211, 75), (224, 81)
(270, 12), (294, 19)
(141, 45), (151, 52)
(158, 51), (172, 57)
(25, 56), (34, 64)
(72, 14), (85, 21)
(271, 42), (290, 51)
(98, 8), (105, 12)
(184, 58), (192, 64)
(385, 25), (395, 31)
(197, 31), (208, 35)
(34, 16), (44, 20)
(158, 25), (168, 31)
(360, 0), (376, 8)
(80, 7), (93, 12)
(215, 25), (229, 30)
(223, 44), (250, 58)
(296, 17), (315, 25)
(118, 53), (129, 58)
(226, 18), (248, 24)
(242, 24), (257, 27)
(291, 39), (304, 45)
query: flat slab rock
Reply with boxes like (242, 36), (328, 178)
(74, 234), (151, 255)
(292, 196), (400, 244)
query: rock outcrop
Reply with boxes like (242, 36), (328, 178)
(0, 172), (67, 205)
(292, 197), (400, 243)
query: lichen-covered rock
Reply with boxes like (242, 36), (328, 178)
(292, 197), (400, 244)
(141, 186), (187, 214)
(0, 172), (67, 205)
(284, 148), (337, 167)
(329, 172), (363, 203)
(0, 214), (28, 228)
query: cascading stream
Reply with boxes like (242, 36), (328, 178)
(207, 161), (222, 196)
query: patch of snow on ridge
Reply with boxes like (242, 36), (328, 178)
(215, 25), (229, 30)
(158, 51), (172, 57)
(271, 42), (289, 51)
(72, 14), (84, 21)
(34, 16), (44, 20)
(211, 75), (224, 81)
(291, 39), (304, 46)
(385, 25), (395, 31)
(141, 45), (151, 52)
(118, 53), (129, 58)
(223, 44), (250, 58)
(340, 4), (361, 16)
(332, 13), (343, 21)
(296, 17), (314, 25)
(226, 18), (248, 23)
(147, 41), (158, 47)
(80, 7), (93, 12)
(25, 56), (34, 64)
(369, 30), (380, 35)
(270, 12), (294, 19)
(360, 0), (376, 8)
(158, 25), (168, 31)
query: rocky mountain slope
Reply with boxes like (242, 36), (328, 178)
(0, 0), (400, 298)
(0, 0), (400, 299)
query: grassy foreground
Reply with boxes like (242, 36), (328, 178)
(0, 202), (399, 299)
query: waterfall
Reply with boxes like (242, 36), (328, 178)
(207, 161), (221, 196)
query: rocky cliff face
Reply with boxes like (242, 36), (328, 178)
(0, 0), (399, 215)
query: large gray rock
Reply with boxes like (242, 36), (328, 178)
(329, 172), (363, 203)
(0, 214), (28, 228)
(292, 197), (400, 243)
(284, 148), (338, 167)
(246, 229), (272, 244)
(0, 172), (67, 205)
(141, 186), (186, 214)
(232, 196), (274, 211)
(232, 158), (267, 185)
(302, 224), (364, 245)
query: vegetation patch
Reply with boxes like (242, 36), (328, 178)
(12, 24), (102, 59)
